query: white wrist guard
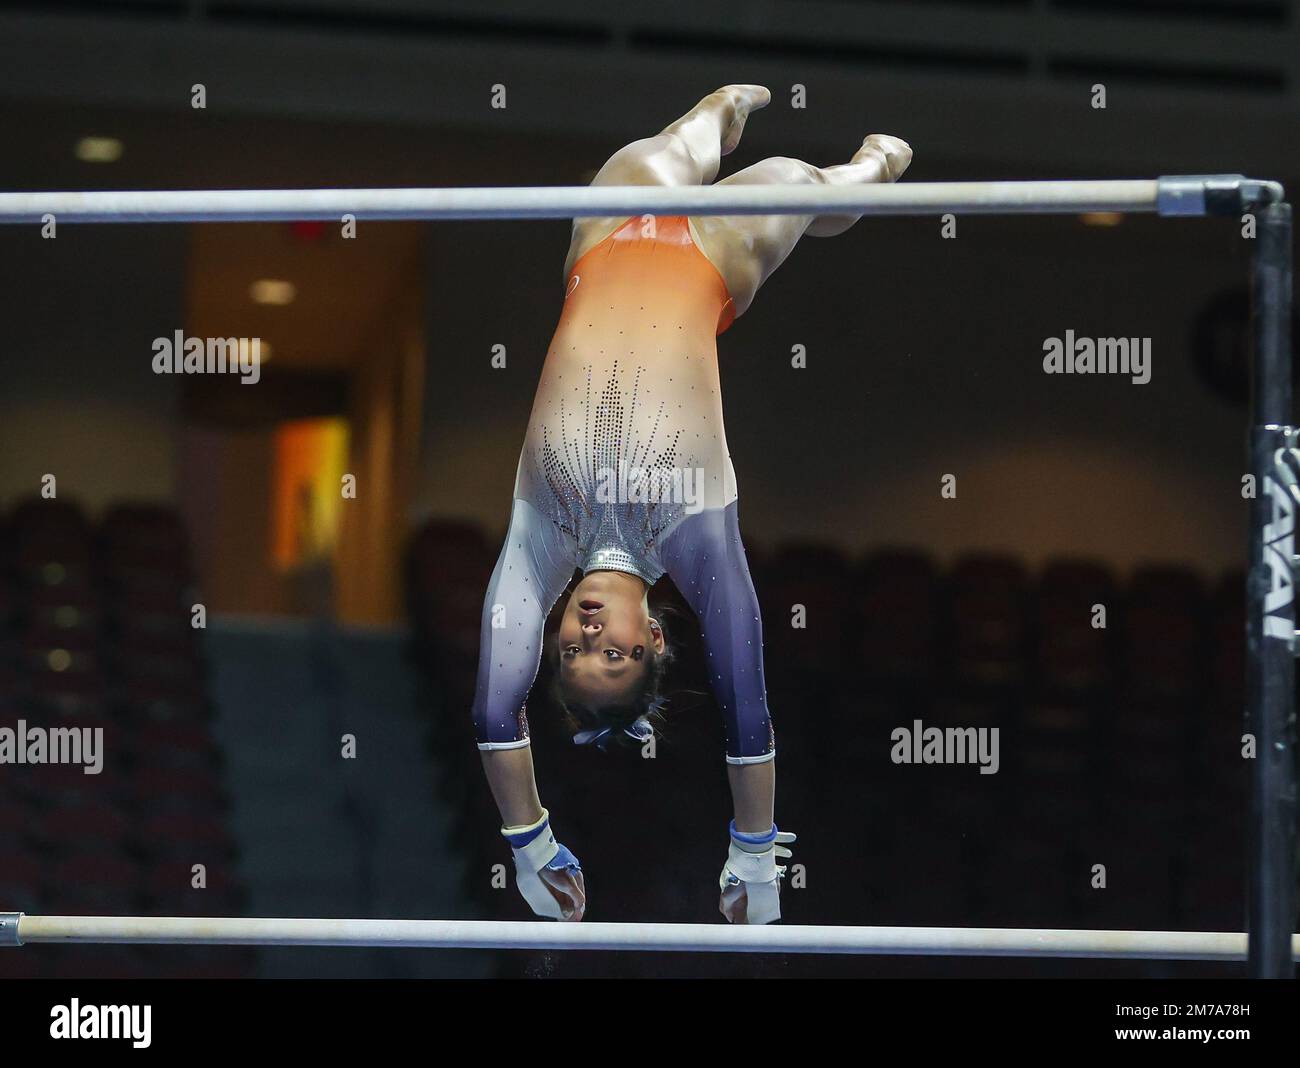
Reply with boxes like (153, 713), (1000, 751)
(501, 809), (569, 920)
(502, 809), (559, 872)
(719, 822), (796, 926)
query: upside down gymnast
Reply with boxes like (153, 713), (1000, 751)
(472, 86), (912, 923)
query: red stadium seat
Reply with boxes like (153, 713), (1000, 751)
(949, 554), (1029, 690)
(853, 548), (938, 690)
(1034, 559), (1117, 695)
(48, 854), (141, 914)
(1123, 566), (1207, 698)
(760, 543), (852, 676)
(138, 812), (235, 862)
(42, 802), (131, 853)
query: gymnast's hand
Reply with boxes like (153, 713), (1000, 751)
(501, 809), (586, 921)
(718, 822), (796, 925)
(537, 858), (586, 922)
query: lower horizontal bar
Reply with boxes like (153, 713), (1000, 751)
(5, 914), (1297, 960)
(0, 180), (1171, 224)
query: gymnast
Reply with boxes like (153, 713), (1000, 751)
(472, 86), (912, 924)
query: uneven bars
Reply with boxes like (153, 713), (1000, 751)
(3, 914), (1297, 960)
(0, 175), (1282, 224)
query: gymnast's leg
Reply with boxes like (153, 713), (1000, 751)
(589, 85), (771, 189)
(563, 86), (771, 276)
(702, 135), (913, 310)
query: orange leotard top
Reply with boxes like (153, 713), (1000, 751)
(563, 214), (736, 337)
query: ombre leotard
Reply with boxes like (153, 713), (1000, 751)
(471, 214), (774, 764)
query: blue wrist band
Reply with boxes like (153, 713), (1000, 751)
(729, 820), (778, 846)
(504, 818), (550, 849)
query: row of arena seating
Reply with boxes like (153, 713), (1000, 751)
(407, 519), (1252, 977)
(0, 499), (250, 979)
(409, 522), (1246, 704)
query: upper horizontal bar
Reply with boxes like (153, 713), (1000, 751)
(0, 176), (1281, 225)
(6, 913), (1298, 959)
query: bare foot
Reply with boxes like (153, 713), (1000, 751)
(717, 84), (771, 155)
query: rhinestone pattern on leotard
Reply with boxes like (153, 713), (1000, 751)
(533, 360), (694, 585)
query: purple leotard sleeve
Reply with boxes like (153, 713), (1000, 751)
(659, 503), (775, 764)
(471, 498), (577, 750)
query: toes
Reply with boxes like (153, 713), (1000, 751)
(719, 84), (771, 114)
(860, 135), (913, 180)
(718, 86), (770, 155)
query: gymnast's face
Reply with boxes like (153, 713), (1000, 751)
(557, 571), (665, 706)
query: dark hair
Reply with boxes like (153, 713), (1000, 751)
(551, 608), (677, 752)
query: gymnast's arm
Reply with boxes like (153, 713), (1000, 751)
(471, 499), (588, 918)
(479, 747), (544, 826)
(659, 504), (776, 834)
(727, 756), (775, 833)
(471, 497), (575, 826)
